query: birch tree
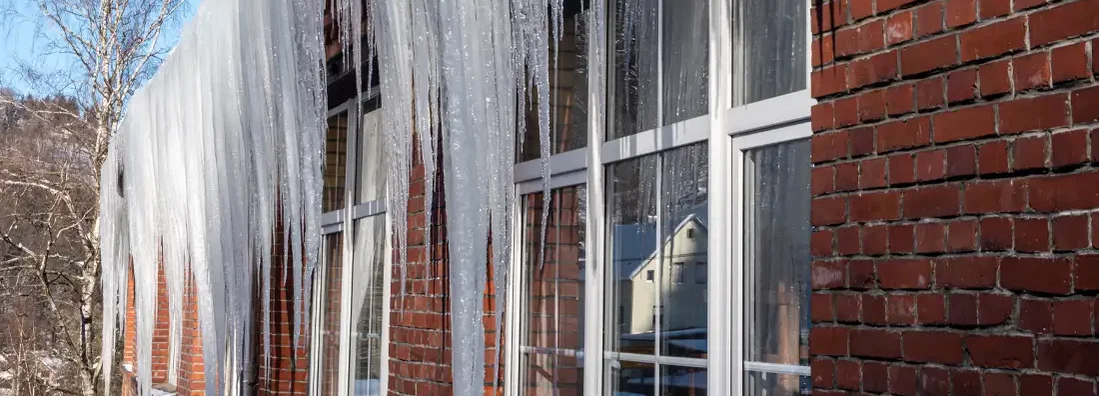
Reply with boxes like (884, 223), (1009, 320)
(0, 0), (186, 395)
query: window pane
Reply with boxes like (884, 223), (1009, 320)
(519, 0), (592, 162)
(523, 186), (587, 354)
(324, 113), (349, 212)
(662, 0), (709, 125)
(743, 140), (811, 366)
(661, 365), (707, 395)
(319, 233), (344, 395)
(356, 111), (386, 203)
(659, 143), (708, 358)
(732, 0), (808, 105)
(606, 155), (659, 355)
(611, 0), (660, 139)
(607, 361), (656, 395)
(350, 215), (386, 395)
(523, 353), (584, 396)
(744, 371), (811, 395)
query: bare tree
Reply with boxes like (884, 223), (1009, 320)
(0, 1), (187, 395)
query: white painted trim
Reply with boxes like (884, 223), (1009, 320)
(599, 115), (710, 164)
(708, 0), (732, 393)
(743, 361), (812, 376)
(351, 200), (387, 219)
(515, 148), (589, 183)
(723, 90), (812, 136)
(504, 186), (524, 396)
(516, 170), (586, 195)
(322, 209), (344, 226)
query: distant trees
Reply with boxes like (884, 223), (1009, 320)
(0, 0), (187, 395)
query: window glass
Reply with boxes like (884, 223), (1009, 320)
(324, 113), (349, 212)
(319, 234), (344, 395)
(519, 0), (592, 162)
(520, 185), (587, 395)
(356, 111), (386, 203)
(607, 362), (656, 396)
(661, 366), (707, 395)
(611, 0), (710, 140)
(743, 139), (811, 392)
(349, 215), (386, 395)
(606, 154), (659, 355)
(744, 371), (811, 395)
(658, 143), (708, 358)
(731, 0), (807, 106)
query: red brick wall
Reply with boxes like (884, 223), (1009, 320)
(810, 0), (1099, 394)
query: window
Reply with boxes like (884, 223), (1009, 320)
(506, 0), (811, 394)
(312, 99), (389, 396)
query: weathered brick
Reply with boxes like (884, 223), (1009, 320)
(1072, 85), (1099, 124)
(1012, 52), (1051, 91)
(935, 256), (998, 288)
(915, 222), (947, 253)
(877, 258), (933, 289)
(1052, 42), (1089, 83)
(945, 0), (977, 28)
(979, 216), (1014, 251)
(946, 218), (977, 251)
(947, 67), (978, 103)
(902, 330), (963, 364)
(889, 152), (916, 185)
(850, 190), (902, 222)
(915, 148), (946, 182)
(889, 223), (916, 253)
(1037, 339), (1099, 376)
(1001, 256), (1073, 294)
(984, 372), (1017, 396)
(813, 196), (848, 226)
(966, 335), (1034, 369)
(814, 260), (847, 289)
(1020, 298), (1054, 334)
(887, 294), (917, 324)
(860, 157), (887, 189)
(877, 116), (931, 152)
(886, 83), (915, 116)
(933, 105), (995, 143)
(835, 360), (861, 390)
(812, 293), (835, 322)
(901, 35), (958, 75)
(863, 362), (889, 393)
(916, 76), (945, 110)
(979, 59), (1012, 97)
(890, 365), (918, 396)
(959, 17), (1026, 61)
(1012, 135), (1049, 171)
(964, 179), (1026, 214)
(1028, 0), (1099, 47)
(914, 1), (944, 37)
(977, 140), (1009, 174)
(812, 359), (835, 388)
(1052, 214), (1089, 251)
(850, 328), (902, 358)
(1019, 374), (1053, 396)
(863, 223), (889, 255)
(1014, 217), (1050, 253)
(918, 293), (946, 324)
(999, 94), (1067, 135)
(1027, 171), (1099, 212)
(1051, 129), (1089, 168)
(1052, 299), (1094, 336)
(903, 184), (960, 218)
(952, 369), (983, 396)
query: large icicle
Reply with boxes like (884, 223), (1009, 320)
(99, 0), (327, 394)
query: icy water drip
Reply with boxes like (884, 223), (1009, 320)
(100, 0), (326, 394)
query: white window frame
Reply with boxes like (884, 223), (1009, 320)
(310, 96), (391, 396)
(503, 0), (814, 394)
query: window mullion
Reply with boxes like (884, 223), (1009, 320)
(584, 0), (609, 394)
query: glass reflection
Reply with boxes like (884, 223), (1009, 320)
(612, 0), (660, 139)
(731, 0), (808, 105)
(319, 234), (343, 395)
(608, 361), (657, 396)
(659, 144), (708, 358)
(607, 155), (659, 355)
(523, 353), (585, 396)
(350, 216), (386, 395)
(661, 366), (707, 395)
(662, 0), (709, 125)
(324, 113), (349, 212)
(356, 111), (386, 203)
(744, 371), (811, 396)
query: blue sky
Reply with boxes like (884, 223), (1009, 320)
(0, 0), (198, 95)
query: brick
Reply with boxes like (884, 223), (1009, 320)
(1000, 94), (1068, 135)
(812, 165), (835, 195)
(864, 294), (888, 324)
(902, 330), (963, 364)
(885, 83), (915, 116)
(917, 293), (946, 324)
(813, 196), (847, 226)
(1037, 339), (1099, 376)
(952, 369), (983, 396)
(916, 76), (945, 110)
(960, 17), (1026, 61)
(1012, 135), (1049, 171)
(915, 222), (946, 253)
(1019, 375), (1053, 396)
(877, 258), (932, 289)
(835, 360), (861, 390)
(850, 328), (902, 358)
(812, 65), (849, 98)
(933, 105), (995, 143)
(964, 179), (1026, 214)
(889, 223), (916, 253)
(1051, 129), (1089, 167)
(919, 367), (950, 395)
(877, 0), (920, 12)
(980, 216), (1013, 250)
(945, 0), (977, 28)
(1072, 85), (1099, 124)
(848, 0), (874, 21)
(837, 226), (861, 255)
(903, 184), (960, 218)
(979, 0), (1010, 18)
(966, 335), (1034, 369)
(984, 372), (1017, 396)
(1013, 52), (1051, 91)
(1027, 171), (1099, 212)
(945, 145), (976, 178)
(860, 157), (887, 189)
(888, 152), (916, 185)
(946, 218), (977, 251)
(850, 190), (902, 222)
(858, 90), (886, 122)
(977, 140), (1009, 174)
(862, 362), (889, 393)
(849, 259), (877, 289)
(813, 36), (837, 67)
(836, 293), (862, 322)
(902, 35), (958, 75)
(886, 11), (914, 45)
(1052, 299), (1094, 336)
(812, 0), (847, 34)
(812, 229), (836, 257)
(979, 59), (1011, 97)
(890, 365), (918, 396)
(877, 116), (931, 152)
(835, 161), (860, 191)
(1020, 298), (1054, 334)
(863, 223), (888, 254)
(835, 27), (862, 58)
(813, 260), (846, 288)
(935, 256), (997, 288)
(979, 293), (1013, 325)
(1077, 254), (1099, 290)
(811, 359), (835, 388)
(812, 293), (835, 321)
(947, 67), (978, 103)
(914, 1), (944, 37)
(1001, 256), (1073, 294)
(948, 292), (979, 325)
(1014, 217), (1050, 252)
(1052, 42), (1089, 83)
(1058, 378), (1096, 396)
(848, 51), (900, 88)
(915, 148), (946, 181)
(812, 102), (835, 132)
(834, 96), (860, 127)
(858, 20), (886, 53)
(1052, 214), (1089, 251)
(1015, 0), (1046, 10)
(1028, 0), (1099, 47)
(887, 294), (917, 324)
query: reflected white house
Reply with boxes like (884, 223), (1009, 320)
(623, 215), (708, 335)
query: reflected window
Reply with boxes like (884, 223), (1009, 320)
(519, 185), (587, 395)
(742, 140), (812, 395)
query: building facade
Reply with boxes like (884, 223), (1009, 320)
(119, 0), (1099, 394)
